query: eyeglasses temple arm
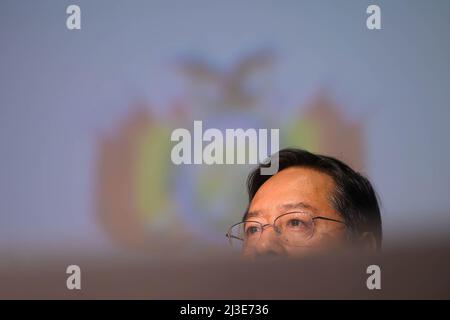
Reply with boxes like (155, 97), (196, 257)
(313, 216), (346, 225)
(225, 234), (244, 241)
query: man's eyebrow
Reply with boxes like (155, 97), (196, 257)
(243, 202), (316, 221)
(244, 210), (261, 221)
(278, 202), (317, 213)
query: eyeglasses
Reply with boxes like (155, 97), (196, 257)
(226, 211), (346, 250)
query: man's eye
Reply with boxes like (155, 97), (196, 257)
(245, 226), (260, 236)
(287, 219), (305, 228)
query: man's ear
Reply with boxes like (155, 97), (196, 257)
(360, 232), (377, 252)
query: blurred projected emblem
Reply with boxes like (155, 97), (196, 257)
(96, 108), (183, 250)
(284, 93), (365, 172)
(95, 50), (365, 251)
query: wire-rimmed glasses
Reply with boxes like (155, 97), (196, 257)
(226, 211), (346, 250)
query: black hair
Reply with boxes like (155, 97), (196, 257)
(245, 148), (382, 249)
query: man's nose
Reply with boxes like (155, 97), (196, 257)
(253, 226), (286, 258)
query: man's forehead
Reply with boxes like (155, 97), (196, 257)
(247, 167), (335, 218)
(254, 167), (334, 197)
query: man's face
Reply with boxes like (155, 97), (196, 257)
(243, 167), (347, 259)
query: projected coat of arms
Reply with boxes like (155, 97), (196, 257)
(95, 50), (365, 252)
